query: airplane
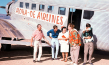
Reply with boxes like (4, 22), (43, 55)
(0, 0), (109, 51)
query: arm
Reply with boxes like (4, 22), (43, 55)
(59, 38), (69, 40)
(43, 36), (51, 46)
(30, 31), (36, 47)
(42, 31), (51, 46)
(30, 37), (34, 47)
(47, 30), (52, 39)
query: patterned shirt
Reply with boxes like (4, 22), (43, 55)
(69, 29), (81, 47)
(32, 29), (44, 40)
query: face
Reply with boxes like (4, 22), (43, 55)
(63, 28), (66, 33)
(86, 27), (90, 29)
(68, 25), (72, 30)
(38, 25), (42, 30)
(54, 27), (58, 32)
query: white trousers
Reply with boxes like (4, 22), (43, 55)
(33, 40), (42, 61)
(51, 38), (59, 58)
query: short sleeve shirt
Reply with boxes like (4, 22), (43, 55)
(32, 29), (44, 40)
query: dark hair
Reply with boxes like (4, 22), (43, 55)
(37, 24), (41, 28)
(68, 23), (75, 29)
(61, 27), (66, 31)
(86, 23), (91, 27)
(53, 25), (57, 29)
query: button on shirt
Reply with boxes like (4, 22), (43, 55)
(32, 29), (44, 41)
(47, 29), (61, 38)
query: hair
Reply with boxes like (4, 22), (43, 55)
(68, 23), (75, 29)
(37, 24), (41, 28)
(86, 23), (91, 27)
(53, 25), (57, 29)
(61, 27), (66, 31)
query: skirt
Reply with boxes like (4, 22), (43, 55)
(60, 43), (69, 52)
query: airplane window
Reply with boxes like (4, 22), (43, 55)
(20, 2), (23, 8)
(58, 7), (66, 15)
(15, 0), (18, 2)
(70, 8), (76, 12)
(32, 4), (36, 10)
(48, 6), (54, 13)
(39, 4), (45, 11)
(83, 10), (94, 20)
(25, 3), (29, 9)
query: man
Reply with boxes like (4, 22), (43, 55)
(68, 23), (81, 65)
(82, 23), (94, 65)
(30, 24), (49, 63)
(47, 25), (61, 60)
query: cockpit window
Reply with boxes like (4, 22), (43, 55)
(58, 7), (66, 15)
(25, 3), (29, 9)
(39, 4), (45, 11)
(48, 6), (54, 13)
(20, 2), (23, 8)
(31, 4), (36, 10)
(83, 10), (94, 20)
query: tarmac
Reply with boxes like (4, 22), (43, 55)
(0, 45), (109, 65)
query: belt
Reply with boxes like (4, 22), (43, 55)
(37, 39), (41, 41)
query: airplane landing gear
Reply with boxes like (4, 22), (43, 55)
(1, 44), (11, 51)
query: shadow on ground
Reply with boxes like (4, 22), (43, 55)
(0, 45), (109, 64)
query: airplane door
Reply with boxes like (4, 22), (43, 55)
(67, 8), (82, 31)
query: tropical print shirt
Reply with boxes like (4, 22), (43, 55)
(69, 29), (81, 47)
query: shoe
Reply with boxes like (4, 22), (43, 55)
(33, 60), (36, 63)
(89, 63), (93, 65)
(70, 62), (73, 64)
(82, 63), (86, 65)
(37, 59), (41, 62)
(37, 60), (40, 62)
(55, 58), (59, 60)
(51, 58), (54, 60)
(73, 63), (77, 65)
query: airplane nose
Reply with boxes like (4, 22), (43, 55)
(0, 6), (6, 9)
(0, 0), (15, 16)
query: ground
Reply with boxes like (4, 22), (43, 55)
(0, 45), (109, 65)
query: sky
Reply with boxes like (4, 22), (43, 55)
(0, 0), (12, 14)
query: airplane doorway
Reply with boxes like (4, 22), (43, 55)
(68, 8), (82, 31)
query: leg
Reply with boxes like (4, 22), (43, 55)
(55, 39), (59, 59)
(70, 47), (74, 63)
(51, 39), (55, 58)
(65, 52), (68, 62)
(61, 52), (65, 61)
(37, 45), (42, 61)
(74, 46), (80, 64)
(33, 41), (38, 60)
(84, 43), (89, 63)
(89, 42), (94, 63)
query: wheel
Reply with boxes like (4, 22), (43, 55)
(1, 44), (11, 51)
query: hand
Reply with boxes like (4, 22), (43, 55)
(83, 31), (85, 33)
(49, 36), (52, 39)
(46, 41), (51, 46)
(30, 44), (33, 47)
(73, 44), (76, 47)
(87, 36), (91, 39)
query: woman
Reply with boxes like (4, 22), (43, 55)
(58, 27), (69, 62)
(68, 23), (81, 65)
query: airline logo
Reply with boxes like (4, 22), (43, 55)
(15, 7), (67, 25)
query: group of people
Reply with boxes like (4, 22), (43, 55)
(30, 23), (94, 65)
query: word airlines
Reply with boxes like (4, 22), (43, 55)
(15, 7), (67, 25)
